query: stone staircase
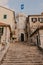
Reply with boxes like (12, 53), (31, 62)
(1, 42), (43, 65)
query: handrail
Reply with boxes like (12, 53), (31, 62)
(30, 25), (43, 37)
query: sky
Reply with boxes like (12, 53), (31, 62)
(0, 0), (43, 15)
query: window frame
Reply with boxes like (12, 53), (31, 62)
(31, 18), (37, 23)
(38, 18), (43, 23)
(3, 15), (7, 19)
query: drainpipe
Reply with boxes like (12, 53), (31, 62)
(5, 27), (7, 44)
(0, 36), (1, 43)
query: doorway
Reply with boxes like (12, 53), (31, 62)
(21, 33), (24, 41)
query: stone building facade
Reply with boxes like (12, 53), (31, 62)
(15, 13), (27, 42)
(28, 13), (43, 33)
(27, 12), (43, 48)
(0, 6), (15, 43)
(0, 6), (15, 32)
(0, 6), (28, 42)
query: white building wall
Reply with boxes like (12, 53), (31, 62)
(16, 13), (27, 41)
(18, 17), (26, 29)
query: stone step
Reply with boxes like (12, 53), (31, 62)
(1, 43), (43, 65)
(1, 62), (43, 65)
(3, 59), (42, 62)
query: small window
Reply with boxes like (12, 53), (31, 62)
(4, 15), (7, 19)
(38, 18), (43, 23)
(31, 18), (37, 23)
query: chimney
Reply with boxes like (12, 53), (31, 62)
(41, 12), (43, 15)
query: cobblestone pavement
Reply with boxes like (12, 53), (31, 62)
(1, 42), (43, 65)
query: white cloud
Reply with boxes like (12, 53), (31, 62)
(0, 0), (9, 7)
